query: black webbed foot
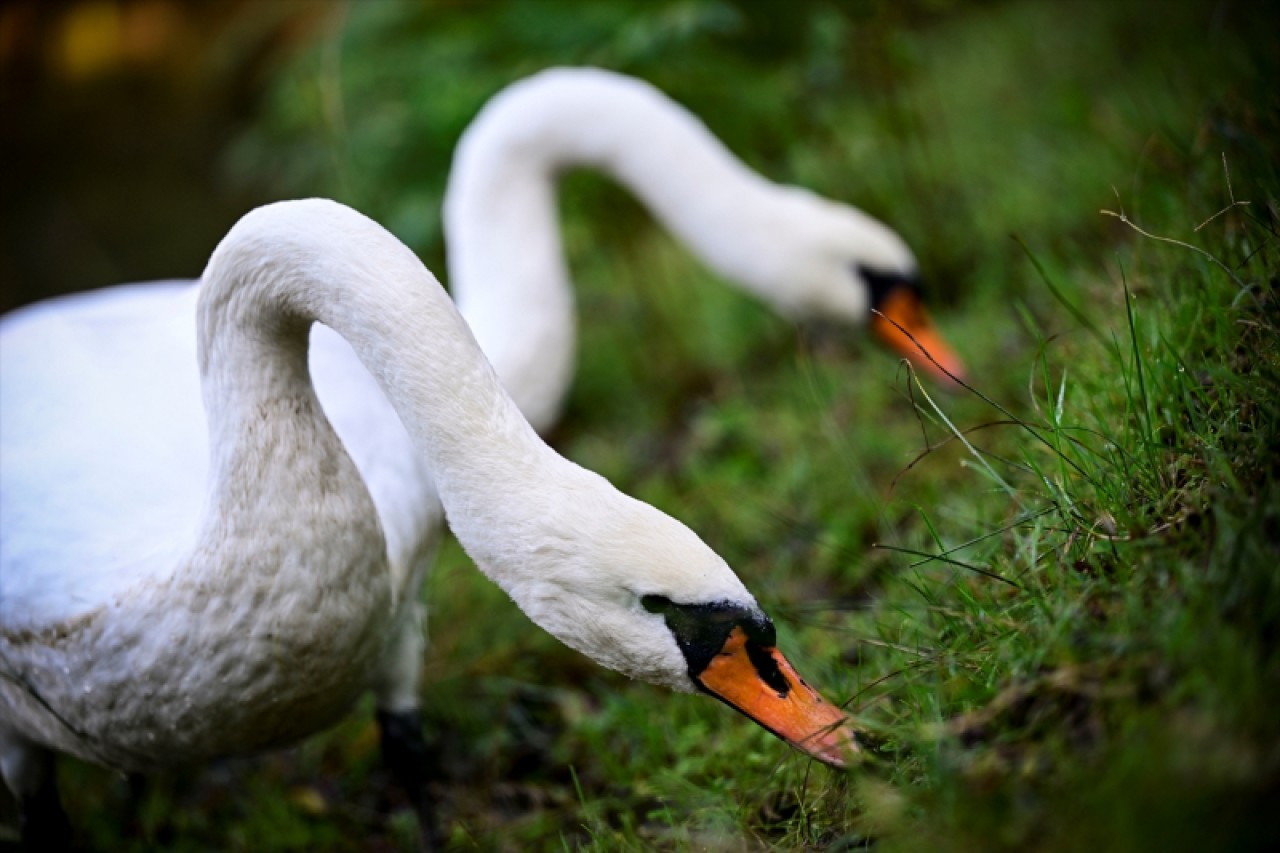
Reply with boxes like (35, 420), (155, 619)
(376, 708), (441, 851)
(17, 756), (71, 852)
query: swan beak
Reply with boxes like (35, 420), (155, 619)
(695, 626), (859, 767)
(870, 288), (967, 387)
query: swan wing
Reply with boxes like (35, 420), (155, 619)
(1, 282), (207, 628)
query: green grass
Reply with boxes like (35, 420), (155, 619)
(36, 0), (1280, 849)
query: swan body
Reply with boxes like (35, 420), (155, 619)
(1, 285), (439, 729)
(0, 200), (855, 840)
(0, 206), (448, 771)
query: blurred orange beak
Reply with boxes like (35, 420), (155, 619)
(695, 626), (859, 767)
(871, 288), (967, 387)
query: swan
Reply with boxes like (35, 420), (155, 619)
(0, 199), (857, 844)
(447, 67), (966, 433)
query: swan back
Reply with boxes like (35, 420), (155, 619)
(0, 283), (206, 629)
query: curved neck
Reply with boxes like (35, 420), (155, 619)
(197, 199), (553, 579)
(445, 69), (781, 433)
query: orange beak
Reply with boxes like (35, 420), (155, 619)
(695, 626), (859, 767)
(870, 288), (967, 387)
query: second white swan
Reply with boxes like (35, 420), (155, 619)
(448, 67), (966, 433)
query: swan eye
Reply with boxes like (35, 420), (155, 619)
(641, 594), (776, 679)
(856, 264), (923, 316)
(641, 593), (673, 614)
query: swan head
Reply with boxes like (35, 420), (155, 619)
(744, 187), (967, 386)
(458, 460), (858, 767)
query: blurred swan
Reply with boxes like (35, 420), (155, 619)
(0, 199), (856, 845)
(448, 67), (965, 433)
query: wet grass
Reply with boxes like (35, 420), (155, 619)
(15, 0), (1279, 849)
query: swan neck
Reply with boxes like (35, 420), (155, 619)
(198, 201), (549, 550)
(445, 70), (776, 432)
(448, 70), (772, 276)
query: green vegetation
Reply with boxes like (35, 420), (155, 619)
(52, 0), (1279, 849)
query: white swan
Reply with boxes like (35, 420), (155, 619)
(448, 67), (966, 434)
(0, 200), (856, 843)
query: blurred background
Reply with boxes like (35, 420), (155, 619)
(4, 0), (977, 312)
(2, 0), (1277, 850)
(1, 0), (308, 312)
(12, 0), (1259, 313)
